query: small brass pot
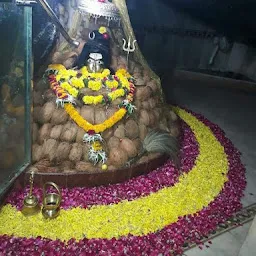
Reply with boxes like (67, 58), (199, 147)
(21, 195), (40, 216)
(42, 182), (61, 219)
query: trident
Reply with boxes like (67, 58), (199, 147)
(122, 37), (136, 69)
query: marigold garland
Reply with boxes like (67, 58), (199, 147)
(0, 108), (229, 241)
(64, 103), (127, 133)
(45, 65), (136, 165)
(46, 66), (135, 106)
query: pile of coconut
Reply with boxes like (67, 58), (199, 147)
(31, 27), (180, 173)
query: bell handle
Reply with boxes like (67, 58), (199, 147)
(43, 182), (62, 205)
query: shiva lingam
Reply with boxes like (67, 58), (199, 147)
(21, 171), (40, 216)
(42, 182), (61, 219)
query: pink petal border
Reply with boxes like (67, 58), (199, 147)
(0, 109), (246, 255)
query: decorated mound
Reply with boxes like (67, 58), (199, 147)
(0, 108), (246, 255)
(30, 26), (180, 174)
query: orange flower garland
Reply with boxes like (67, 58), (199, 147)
(45, 64), (136, 166)
(64, 103), (127, 133)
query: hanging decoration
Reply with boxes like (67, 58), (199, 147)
(77, 0), (121, 26)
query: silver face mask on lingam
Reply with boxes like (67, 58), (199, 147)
(87, 53), (104, 73)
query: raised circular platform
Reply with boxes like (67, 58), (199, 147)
(21, 154), (169, 188)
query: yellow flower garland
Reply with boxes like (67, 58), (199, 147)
(88, 80), (102, 91)
(61, 82), (79, 98)
(0, 108), (229, 241)
(64, 103), (127, 133)
(80, 67), (111, 81)
(82, 95), (103, 105)
(49, 65), (133, 105)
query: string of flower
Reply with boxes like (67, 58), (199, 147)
(45, 64), (136, 168)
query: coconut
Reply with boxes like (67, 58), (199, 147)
(63, 57), (76, 69)
(60, 122), (77, 142)
(114, 124), (125, 139)
(82, 144), (91, 161)
(32, 144), (43, 162)
(143, 72), (151, 84)
(32, 123), (39, 143)
(43, 89), (56, 102)
(148, 98), (157, 108)
(139, 110), (150, 126)
(159, 118), (170, 132)
(120, 138), (138, 158)
(33, 106), (42, 124)
(143, 86), (153, 100)
(56, 142), (71, 161)
(112, 98), (123, 106)
(51, 51), (62, 63)
(107, 136), (120, 149)
(102, 128), (113, 140)
(51, 108), (69, 125)
(148, 112), (156, 127)
(80, 106), (94, 124)
(33, 91), (44, 106)
(153, 109), (160, 122)
(141, 101), (150, 110)
(34, 79), (48, 92)
(34, 159), (51, 172)
(109, 147), (128, 167)
(170, 126), (180, 137)
(136, 86), (152, 101)
(76, 161), (96, 172)
(76, 127), (85, 142)
(134, 99), (142, 111)
(133, 71), (142, 80)
(50, 125), (63, 140)
(125, 119), (139, 139)
(38, 101), (56, 124)
(38, 123), (52, 144)
(147, 80), (158, 93)
(133, 65), (142, 74)
(69, 143), (83, 162)
(135, 77), (145, 86)
(139, 124), (148, 140)
(135, 87), (144, 101)
(94, 107), (106, 124)
(42, 139), (59, 161)
(169, 110), (178, 121)
(59, 161), (74, 171)
(133, 138), (142, 151)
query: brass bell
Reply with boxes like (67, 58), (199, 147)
(42, 182), (61, 219)
(21, 171), (40, 216)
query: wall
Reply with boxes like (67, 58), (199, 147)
(128, 0), (256, 82)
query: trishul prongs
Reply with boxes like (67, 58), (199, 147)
(122, 36), (136, 68)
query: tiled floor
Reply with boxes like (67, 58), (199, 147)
(185, 222), (252, 256)
(165, 73), (256, 255)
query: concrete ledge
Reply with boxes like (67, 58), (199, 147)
(172, 69), (256, 92)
